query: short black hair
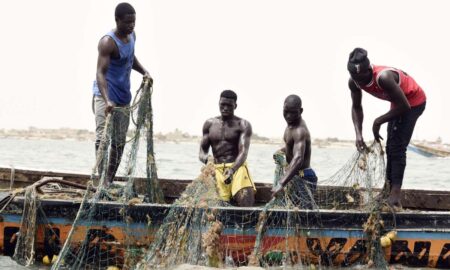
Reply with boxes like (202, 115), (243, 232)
(284, 94), (302, 108)
(220, 90), (237, 101)
(348, 47), (370, 74)
(115, 3), (136, 19)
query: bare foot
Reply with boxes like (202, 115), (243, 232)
(387, 184), (402, 209)
(102, 178), (112, 189)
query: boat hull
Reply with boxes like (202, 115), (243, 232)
(1, 198), (449, 268)
(408, 143), (450, 158)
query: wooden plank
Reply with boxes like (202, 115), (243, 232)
(402, 189), (450, 210)
(1, 167), (449, 210)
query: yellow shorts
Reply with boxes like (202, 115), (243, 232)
(215, 162), (256, 201)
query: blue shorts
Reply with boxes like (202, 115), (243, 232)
(286, 168), (318, 209)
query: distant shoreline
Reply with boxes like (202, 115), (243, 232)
(0, 127), (446, 148)
(0, 127), (345, 146)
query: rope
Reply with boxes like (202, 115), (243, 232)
(9, 165), (15, 191)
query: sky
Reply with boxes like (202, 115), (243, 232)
(1, 0), (449, 142)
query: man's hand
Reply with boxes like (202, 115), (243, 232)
(271, 184), (284, 198)
(372, 118), (384, 142)
(273, 149), (287, 167)
(201, 155), (213, 165)
(223, 168), (234, 185)
(143, 71), (153, 86)
(355, 135), (368, 153)
(105, 100), (116, 115)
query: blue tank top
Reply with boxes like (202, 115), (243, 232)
(93, 31), (135, 105)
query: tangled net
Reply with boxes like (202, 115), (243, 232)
(12, 186), (38, 266)
(136, 157), (226, 269)
(48, 79), (165, 269)
(4, 77), (396, 269)
(246, 142), (392, 269)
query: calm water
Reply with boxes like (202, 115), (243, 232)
(0, 138), (449, 190)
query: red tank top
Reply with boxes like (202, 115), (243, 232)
(356, 65), (426, 107)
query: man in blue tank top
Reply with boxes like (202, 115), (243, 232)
(93, 3), (152, 186)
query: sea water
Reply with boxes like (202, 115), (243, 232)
(0, 138), (449, 190)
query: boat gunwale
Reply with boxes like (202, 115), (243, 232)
(2, 166), (450, 211)
(8, 196), (450, 216)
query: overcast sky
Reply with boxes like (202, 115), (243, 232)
(1, 0), (449, 142)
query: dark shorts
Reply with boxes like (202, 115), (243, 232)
(286, 168), (318, 209)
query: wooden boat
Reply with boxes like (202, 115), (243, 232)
(0, 167), (449, 268)
(408, 142), (450, 158)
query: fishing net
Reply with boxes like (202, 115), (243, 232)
(6, 139), (395, 269)
(245, 141), (394, 269)
(131, 142), (393, 269)
(46, 79), (165, 269)
(135, 157), (226, 269)
(4, 179), (88, 267)
(4, 77), (396, 269)
(12, 185), (38, 266)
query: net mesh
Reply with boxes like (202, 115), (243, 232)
(48, 79), (165, 269)
(12, 185), (38, 266)
(135, 157), (226, 269)
(4, 79), (396, 270)
(245, 142), (393, 269)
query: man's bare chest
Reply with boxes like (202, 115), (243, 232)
(209, 122), (241, 142)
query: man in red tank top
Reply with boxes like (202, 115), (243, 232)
(347, 48), (426, 209)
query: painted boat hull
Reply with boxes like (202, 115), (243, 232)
(0, 167), (450, 268)
(1, 198), (450, 268)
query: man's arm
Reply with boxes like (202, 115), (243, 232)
(96, 37), (115, 115)
(372, 71), (411, 141)
(271, 128), (306, 197)
(349, 79), (367, 151)
(222, 120), (252, 184)
(131, 33), (152, 83)
(133, 56), (151, 80)
(278, 130), (306, 188)
(230, 120), (252, 173)
(199, 120), (212, 164)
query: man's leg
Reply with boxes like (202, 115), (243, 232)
(386, 103), (426, 206)
(288, 174), (317, 209)
(94, 96), (107, 175)
(214, 165), (233, 203)
(230, 164), (256, 206)
(105, 108), (130, 185)
(385, 120), (394, 188)
(233, 187), (255, 207)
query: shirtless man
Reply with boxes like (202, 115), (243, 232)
(199, 90), (256, 206)
(271, 95), (317, 209)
